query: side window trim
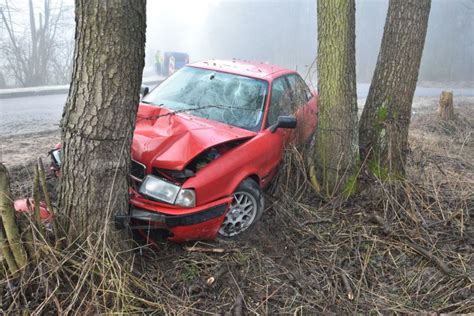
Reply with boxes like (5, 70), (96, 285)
(283, 75), (297, 104)
(286, 73), (312, 105)
(296, 73), (314, 101)
(266, 75), (291, 128)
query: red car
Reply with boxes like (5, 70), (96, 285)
(50, 60), (318, 242)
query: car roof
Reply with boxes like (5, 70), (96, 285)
(188, 59), (295, 80)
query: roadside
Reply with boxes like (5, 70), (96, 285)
(2, 95), (473, 170)
(0, 76), (164, 99)
(1, 96), (473, 314)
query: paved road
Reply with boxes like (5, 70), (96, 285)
(1, 84), (473, 137)
(0, 94), (67, 137)
(357, 83), (474, 98)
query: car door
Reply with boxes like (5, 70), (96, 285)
(266, 75), (296, 145)
(285, 73), (318, 143)
(255, 76), (295, 187)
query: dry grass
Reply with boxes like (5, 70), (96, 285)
(1, 110), (473, 314)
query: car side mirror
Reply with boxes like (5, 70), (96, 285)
(140, 86), (149, 98)
(270, 115), (297, 133)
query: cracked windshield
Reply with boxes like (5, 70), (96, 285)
(142, 67), (267, 131)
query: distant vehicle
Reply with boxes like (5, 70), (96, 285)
(155, 50), (190, 77)
(42, 59), (318, 243)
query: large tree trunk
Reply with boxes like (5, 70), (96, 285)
(313, 0), (358, 197)
(59, 0), (146, 238)
(358, 0), (431, 177)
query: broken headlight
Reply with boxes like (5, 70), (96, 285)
(139, 175), (180, 204)
(175, 189), (196, 208)
(139, 175), (195, 207)
(51, 149), (61, 166)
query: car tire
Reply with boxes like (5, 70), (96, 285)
(218, 178), (264, 238)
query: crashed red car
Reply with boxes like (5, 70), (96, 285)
(50, 60), (318, 242)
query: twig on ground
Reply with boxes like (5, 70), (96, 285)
(404, 241), (454, 277)
(184, 246), (226, 254)
(340, 271), (354, 300)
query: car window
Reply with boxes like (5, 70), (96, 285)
(267, 76), (293, 126)
(142, 67), (268, 132)
(286, 74), (312, 106)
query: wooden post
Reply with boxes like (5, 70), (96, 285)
(0, 163), (28, 272)
(438, 91), (454, 120)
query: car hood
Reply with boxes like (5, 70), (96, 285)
(132, 104), (256, 170)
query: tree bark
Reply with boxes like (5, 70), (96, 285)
(358, 0), (431, 177)
(438, 91), (454, 120)
(313, 0), (358, 196)
(59, 0), (146, 238)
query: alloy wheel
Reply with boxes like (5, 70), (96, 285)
(218, 191), (258, 237)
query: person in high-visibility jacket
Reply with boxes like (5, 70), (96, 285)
(155, 50), (164, 76)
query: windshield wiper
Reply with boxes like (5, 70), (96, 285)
(141, 101), (165, 107)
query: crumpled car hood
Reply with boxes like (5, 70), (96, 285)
(132, 104), (256, 170)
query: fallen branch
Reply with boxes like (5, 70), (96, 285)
(233, 294), (243, 316)
(184, 246), (226, 254)
(404, 241), (453, 276)
(299, 218), (332, 227)
(340, 271), (354, 300)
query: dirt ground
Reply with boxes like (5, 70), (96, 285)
(1, 96), (473, 314)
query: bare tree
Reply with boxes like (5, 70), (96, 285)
(359, 0), (431, 177)
(312, 0), (358, 197)
(59, 0), (146, 238)
(0, 0), (73, 87)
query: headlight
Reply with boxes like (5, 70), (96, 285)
(52, 149), (61, 166)
(175, 189), (196, 208)
(139, 175), (196, 208)
(139, 175), (180, 204)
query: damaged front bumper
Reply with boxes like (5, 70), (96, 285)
(115, 196), (232, 242)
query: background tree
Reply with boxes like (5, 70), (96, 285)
(358, 0), (431, 176)
(313, 0), (358, 197)
(0, 0), (73, 87)
(59, 0), (146, 238)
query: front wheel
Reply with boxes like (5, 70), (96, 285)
(218, 179), (264, 238)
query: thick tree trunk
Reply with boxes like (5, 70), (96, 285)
(438, 91), (454, 120)
(313, 0), (358, 196)
(358, 0), (431, 177)
(59, 0), (146, 238)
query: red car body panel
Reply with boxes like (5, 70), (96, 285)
(132, 105), (256, 171)
(21, 60), (317, 243)
(130, 195), (233, 242)
(189, 59), (294, 80)
(14, 199), (52, 221)
(128, 60), (318, 242)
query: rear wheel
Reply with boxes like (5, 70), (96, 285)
(218, 179), (264, 237)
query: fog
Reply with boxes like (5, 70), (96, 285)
(1, 0), (473, 88)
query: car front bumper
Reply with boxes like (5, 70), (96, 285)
(115, 196), (232, 242)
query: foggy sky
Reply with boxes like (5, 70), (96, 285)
(1, 0), (473, 87)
